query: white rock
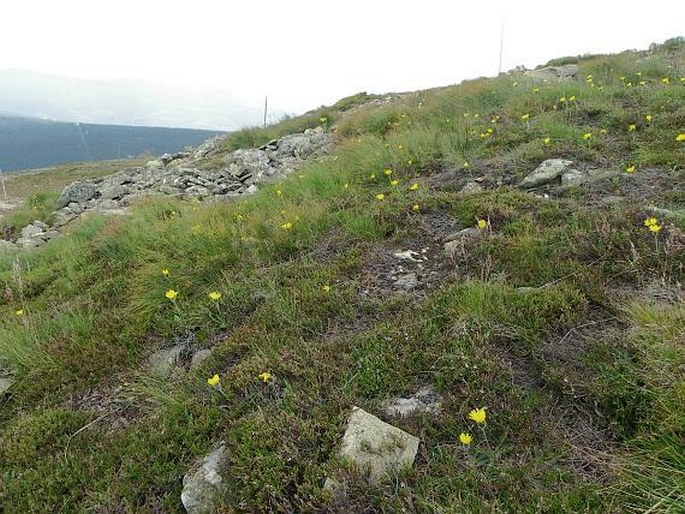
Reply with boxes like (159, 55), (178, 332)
(384, 386), (442, 417)
(181, 444), (227, 514)
(519, 159), (574, 188)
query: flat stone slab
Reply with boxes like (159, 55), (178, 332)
(0, 377), (14, 395)
(333, 406), (419, 484)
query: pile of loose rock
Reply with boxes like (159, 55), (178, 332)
(1, 127), (333, 250)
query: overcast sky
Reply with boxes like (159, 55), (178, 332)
(2, 1), (683, 115)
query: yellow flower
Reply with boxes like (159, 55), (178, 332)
(473, 114), (480, 119)
(165, 289), (178, 300)
(412, 204), (420, 212)
(390, 180), (399, 186)
(582, 133), (593, 140)
(569, 95), (576, 102)
(468, 407), (487, 424)
(398, 144), (404, 150)
(258, 371), (272, 382)
(559, 96), (566, 103)
(512, 81), (519, 87)
(162, 268), (170, 277)
(491, 115), (500, 122)
(619, 76), (626, 82)
(649, 224), (662, 233)
(207, 374), (220, 387)
(208, 291), (222, 301)
(661, 77), (670, 84)
(599, 129), (608, 135)
(477, 219), (488, 229)
(280, 222), (293, 230)
(521, 113), (530, 121)
(15, 309), (24, 316)
(676, 134), (685, 142)
(236, 214), (244, 221)
(384, 168), (393, 176)
(409, 183), (419, 191)
(628, 124), (637, 132)
(532, 87), (540, 93)
(462, 161), (470, 168)
(543, 137), (551, 145)
(276, 190), (283, 197)
(343, 183), (349, 190)
(407, 159), (413, 166)
(645, 114), (653, 123)
(322, 285), (331, 293)
(644, 217), (658, 227)
(625, 165), (636, 174)
(486, 128), (494, 134)
(319, 116), (328, 123)
(375, 193), (385, 201)
(459, 432), (473, 445)
(369, 173), (376, 180)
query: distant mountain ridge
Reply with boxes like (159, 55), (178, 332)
(0, 115), (224, 172)
(0, 69), (265, 131)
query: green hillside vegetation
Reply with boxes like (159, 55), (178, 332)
(1, 40), (684, 512)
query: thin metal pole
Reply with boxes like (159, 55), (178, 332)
(498, 17), (506, 75)
(0, 168), (7, 201)
(263, 96), (268, 128)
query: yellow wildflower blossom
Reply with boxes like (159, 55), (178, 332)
(280, 222), (293, 230)
(649, 224), (662, 233)
(521, 113), (530, 121)
(322, 285), (331, 293)
(258, 371), (272, 382)
(375, 193), (385, 201)
(208, 291), (222, 301)
(15, 309), (24, 316)
(628, 124), (637, 132)
(165, 289), (178, 300)
(459, 432), (473, 445)
(409, 183), (419, 191)
(207, 374), (220, 387)
(676, 134), (685, 142)
(582, 133), (593, 140)
(384, 168), (393, 176)
(625, 165), (636, 174)
(468, 407), (487, 424)
(644, 217), (658, 227)
(390, 180), (399, 186)
(412, 204), (420, 212)
(162, 268), (170, 277)
(477, 219), (488, 229)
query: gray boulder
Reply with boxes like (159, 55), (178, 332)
(327, 406), (419, 487)
(519, 159), (574, 188)
(58, 181), (99, 208)
(0, 376), (14, 395)
(181, 444), (228, 514)
(561, 169), (585, 186)
(148, 345), (184, 377)
(524, 64), (579, 81)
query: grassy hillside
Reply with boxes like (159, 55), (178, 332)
(0, 115), (223, 172)
(0, 40), (683, 512)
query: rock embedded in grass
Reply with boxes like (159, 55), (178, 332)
(181, 443), (228, 514)
(325, 406), (419, 491)
(383, 385), (443, 417)
(519, 159), (574, 188)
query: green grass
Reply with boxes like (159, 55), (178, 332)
(0, 40), (684, 512)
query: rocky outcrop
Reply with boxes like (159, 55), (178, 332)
(1, 127), (333, 248)
(524, 64), (579, 82)
(383, 386), (443, 417)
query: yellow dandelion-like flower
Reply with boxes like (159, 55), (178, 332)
(412, 204), (420, 212)
(207, 374), (220, 387)
(521, 113), (530, 121)
(645, 115), (653, 123)
(619, 76), (626, 82)
(280, 222), (293, 230)
(462, 161), (470, 168)
(532, 87), (540, 93)
(398, 144), (404, 150)
(390, 180), (399, 186)
(468, 407), (487, 424)
(661, 77), (670, 84)
(208, 291), (222, 301)
(625, 165), (636, 174)
(599, 129), (608, 135)
(644, 217), (658, 227)
(15, 309), (24, 316)
(165, 289), (178, 300)
(343, 183), (349, 190)
(635, 71), (642, 77)
(543, 137), (551, 145)
(409, 183), (419, 191)
(477, 219), (488, 230)
(236, 214), (244, 221)
(459, 432), (473, 445)
(649, 224), (662, 233)
(162, 268), (170, 277)
(486, 128), (494, 134)
(322, 285), (331, 293)
(491, 115), (500, 123)
(375, 193), (385, 201)
(582, 133), (593, 140)
(559, 96), (566, 103)
(384, 168), (393, 176)
(276, 190), (283, 197)
(369, 173), (377, 180)
(628, 124), (637, 132)
(473, 114), (480, 119)
(258, 371), (272, 382)
(407, 159), (413, 166)
(320, 116), (328, 123)
(676, 134), (685, 142)
(569, 95), (576, 102)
